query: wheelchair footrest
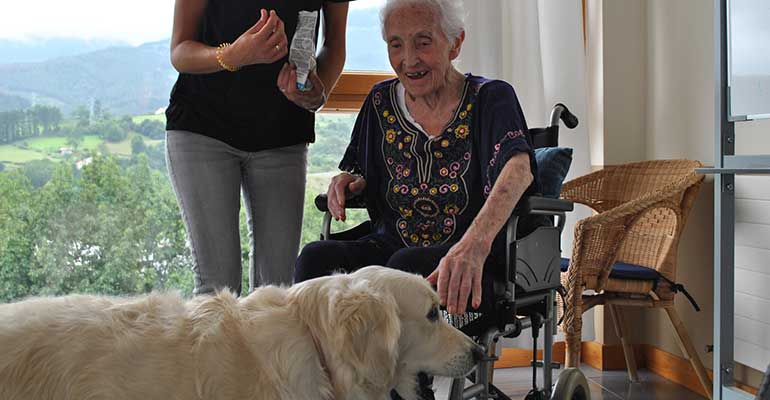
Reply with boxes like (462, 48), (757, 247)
(531, 360), (562, 369)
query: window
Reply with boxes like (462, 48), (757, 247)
(0, 0), (390, 300)
(326, 0), (395, 111)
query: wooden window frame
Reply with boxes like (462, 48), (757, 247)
(324, 71), (395, 112)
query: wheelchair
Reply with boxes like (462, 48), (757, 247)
(314, 104), (591, 400)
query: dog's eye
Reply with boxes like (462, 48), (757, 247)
(426, 306), (439, 322)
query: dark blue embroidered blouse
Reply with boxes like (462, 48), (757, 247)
(339, 74), (543, 249)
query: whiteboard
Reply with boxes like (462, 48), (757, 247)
(729, 0), (770, 120)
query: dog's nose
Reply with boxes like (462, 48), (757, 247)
(471, 344), (486, 362)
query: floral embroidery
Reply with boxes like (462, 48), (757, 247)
(378, 82), (476, 247)
(484, 129), (526, 197)
(454, 124), (470, 139)
(386, 129), (397, 143)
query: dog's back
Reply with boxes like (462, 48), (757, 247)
(0, 292), (197, 400)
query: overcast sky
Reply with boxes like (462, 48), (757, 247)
(0, 0), (384, 45)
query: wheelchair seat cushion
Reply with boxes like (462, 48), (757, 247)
(560, 257), (661, 281)
(534, 147), (573, 198)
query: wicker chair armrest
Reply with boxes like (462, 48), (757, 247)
(560, 169), (608, 210)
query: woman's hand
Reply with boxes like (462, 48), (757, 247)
(427, 239), (490, 314)
(326, 173), (366, 221)
(277, 64), (327, 111)
(227, 9), (288, 68)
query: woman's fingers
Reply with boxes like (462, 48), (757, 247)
(446, 262), (464, 314)
(435, 259), (450, 307)
(348, 177), (366, 195)
(471, 267), (483, 310)
(258, 10), (280, 37)
(326, 183), (341, 220)
(455, 269), (473, 314)
(306, 70), (325, 95)
(276, 63), (288, 91)
(247, 9), (269, 34)
(333, 180), (348, 221)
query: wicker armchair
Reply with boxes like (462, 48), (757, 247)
(559, 159), (711, 398)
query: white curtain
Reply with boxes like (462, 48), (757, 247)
(457, 0), (595, 347)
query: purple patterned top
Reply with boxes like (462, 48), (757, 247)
(339, 74), (542, 248)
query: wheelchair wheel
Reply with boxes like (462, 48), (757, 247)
(550, 368), (590, 400)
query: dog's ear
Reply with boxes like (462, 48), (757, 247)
(331, 279), (401, 389)
(190, 292), (257, 399)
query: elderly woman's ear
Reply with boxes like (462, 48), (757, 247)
(449, 30), (465, 61)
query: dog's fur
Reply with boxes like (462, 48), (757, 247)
(0, 266), (478, 400)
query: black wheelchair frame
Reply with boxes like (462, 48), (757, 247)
(315, 104), (590, 400)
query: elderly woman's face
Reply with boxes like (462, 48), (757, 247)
(384, 4), (462, 99)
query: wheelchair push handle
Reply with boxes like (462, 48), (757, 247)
(549, 103), (579, 129)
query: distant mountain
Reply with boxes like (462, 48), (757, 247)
(0, 40), (176, 116)
(0, 37), (131, 64)
(0, 7), (390, 117)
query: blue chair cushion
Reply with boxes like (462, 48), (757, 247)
(560, 258), (661, 281)
(535, 147), (573, 198)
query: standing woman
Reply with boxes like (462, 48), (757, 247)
(166, 0), (352, 295)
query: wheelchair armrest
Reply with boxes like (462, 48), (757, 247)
(513, 196), (574, 216)
(314, 193), (368, 212)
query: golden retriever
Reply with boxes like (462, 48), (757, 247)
(0, 266), (480, 400)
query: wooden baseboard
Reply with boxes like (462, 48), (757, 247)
(496, 342), (758, 397)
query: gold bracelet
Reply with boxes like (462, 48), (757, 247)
(215, 43), (239, 72)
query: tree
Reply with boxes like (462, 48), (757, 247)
(131, 135), (147, 154)
(72, 105), (90, 128)
(137, 119), (165, 140)
(0, 171), (36, 301)
(22, 159), (58, 188)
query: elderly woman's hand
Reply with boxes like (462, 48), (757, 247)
(229, 9), (288, 67)
(327, 173), (366, 221)
(277, 64), (327, 111)
(426, 238), (490, 314)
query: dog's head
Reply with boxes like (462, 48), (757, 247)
(291, 266), (480, 400)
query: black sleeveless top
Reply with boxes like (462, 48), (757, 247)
(166, 0), (352, 152)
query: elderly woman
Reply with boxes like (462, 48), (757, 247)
(295, 0), (544, 317)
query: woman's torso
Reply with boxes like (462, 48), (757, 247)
(166, 0), (328, 151)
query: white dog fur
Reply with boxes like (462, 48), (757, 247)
(0, 266), (479, 400)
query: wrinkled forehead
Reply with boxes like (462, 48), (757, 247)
(384, 3), (443, 40)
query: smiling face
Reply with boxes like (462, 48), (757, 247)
(383, 3), (464, 100)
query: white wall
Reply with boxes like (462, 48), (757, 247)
(597, 0), (770, 384)
(602, 0), (647, 165)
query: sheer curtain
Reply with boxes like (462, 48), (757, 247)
(457, 0), (595, 347)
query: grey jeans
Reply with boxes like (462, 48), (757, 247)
(165, 130), (307, 295)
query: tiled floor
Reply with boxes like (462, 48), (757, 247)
(432, 365), (706, 400)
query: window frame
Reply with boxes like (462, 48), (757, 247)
(324, 71), (394, 112)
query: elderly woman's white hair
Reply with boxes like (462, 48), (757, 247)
(380, 0), (466, 41)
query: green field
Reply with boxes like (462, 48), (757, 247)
(23, 135), (102, 153)
(0, 145), (49, 164)
(0, 133), (156, 167)
(133, 114), (166, 124)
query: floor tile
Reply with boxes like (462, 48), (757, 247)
(430, 367), (706, 399)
